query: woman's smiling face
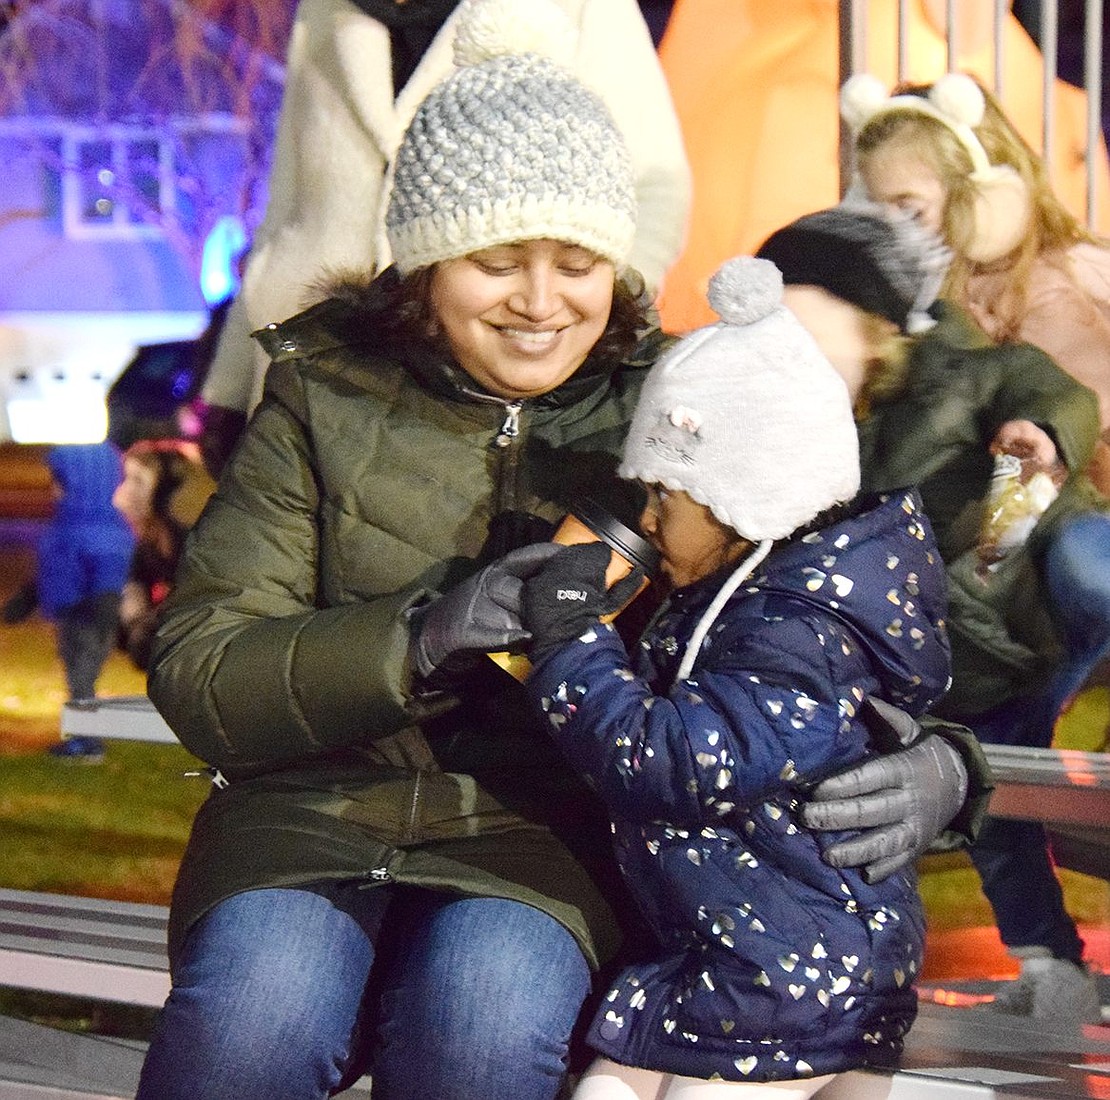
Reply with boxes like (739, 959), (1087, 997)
(429, 239), (615, 400)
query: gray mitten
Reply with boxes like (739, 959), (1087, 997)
(409, 543), (563, 681)
(801, 698), (969, 883)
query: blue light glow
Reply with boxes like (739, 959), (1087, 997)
(199, 215), (247, 306)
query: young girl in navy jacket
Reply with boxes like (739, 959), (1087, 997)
(516, 256), (953, 1097)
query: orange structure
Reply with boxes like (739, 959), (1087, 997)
(657, 0), (1110, 333)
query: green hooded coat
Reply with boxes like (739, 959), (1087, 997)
(150, 283), (667, 969)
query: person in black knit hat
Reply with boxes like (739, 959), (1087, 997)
(759, 199), (1108, 1029)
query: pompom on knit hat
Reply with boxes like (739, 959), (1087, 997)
(756, 199), (951, 334)
(619, 256), (860, 545)
(384, 0), (637, 273)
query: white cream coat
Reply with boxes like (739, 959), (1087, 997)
(202, 0), (691, 414)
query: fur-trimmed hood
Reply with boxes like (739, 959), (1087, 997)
(252, 266), (667, 411)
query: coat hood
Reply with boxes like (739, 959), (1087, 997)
(765, 489), (950, 713)
(682, 489), (951, 715)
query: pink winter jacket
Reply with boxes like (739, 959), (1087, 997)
(964, 243), (1110, 495)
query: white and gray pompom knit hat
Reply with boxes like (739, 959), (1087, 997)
(619, 256), (861, 544)
(385, 0), (637, 274)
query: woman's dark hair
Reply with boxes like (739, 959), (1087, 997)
(327, 261), (653, 365)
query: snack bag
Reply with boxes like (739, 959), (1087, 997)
(976, 453), (1060, 575)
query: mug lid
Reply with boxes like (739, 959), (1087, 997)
(574, 498), (660, 577)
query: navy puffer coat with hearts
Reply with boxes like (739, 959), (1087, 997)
(525, 488), (951, 1083)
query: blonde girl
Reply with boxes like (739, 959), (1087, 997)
(845, 71), (1110, 494)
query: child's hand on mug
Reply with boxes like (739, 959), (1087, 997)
(521, 542), (644, 661)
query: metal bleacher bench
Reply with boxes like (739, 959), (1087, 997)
(20, 697), (1106, 1099)
(1, 702), (177, 1015)
(0, 887), (170, 1009)
(0, 693), (177, 1095)
(0, 746), (1104, 1014)
(58, 696), (1110, 882)
(60, 694), (178, 744)
(981, 742), (1110, 880)
(0, 888), (376, 1098)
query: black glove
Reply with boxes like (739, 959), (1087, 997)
(521, 542), (644, 660)
(800, 697), (970, 883)
(409, 543), (563, 681)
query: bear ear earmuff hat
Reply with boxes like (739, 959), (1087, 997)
(384, 0), (637, 274)
(840, 72), (1031, 264)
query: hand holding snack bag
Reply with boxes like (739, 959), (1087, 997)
(976, 452), (1063, 575)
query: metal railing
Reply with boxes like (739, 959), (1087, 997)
(839, 0), (1106, 226)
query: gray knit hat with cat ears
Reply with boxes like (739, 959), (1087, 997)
(385, 0), (638, 273)
(620, 256), (860, 544)
(620, 256), (860, 684)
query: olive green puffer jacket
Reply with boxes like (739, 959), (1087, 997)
(856, 301), (1105, 718)
(149, 285), (668, 968)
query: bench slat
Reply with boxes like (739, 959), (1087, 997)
(0, 930), (166, 971)
(0, 889), (169, 923)
(0, 889), (170, 1008)
(0, 949), (170, 1008)
(0, 912), (166, 946)
(59, 696), (177, 744)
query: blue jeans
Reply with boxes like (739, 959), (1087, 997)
(136, 885), (592, 1100)
(1041, 511), (1110, 719)
(968, 510), (1110, 961)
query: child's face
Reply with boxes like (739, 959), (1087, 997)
(859, 143), (948, 239)
(639, 485), (745, 588)
(781, 285), (879, 402)
(113, 456), (158, 528)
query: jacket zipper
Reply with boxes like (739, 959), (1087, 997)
(494, 401), (522, 448)
(492, 401), (524, 534)
(404, 768), (422, 844)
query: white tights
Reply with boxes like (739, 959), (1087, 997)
(571, 1059), (836, 1100)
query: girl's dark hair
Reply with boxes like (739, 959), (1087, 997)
(125, 440), (189, 518)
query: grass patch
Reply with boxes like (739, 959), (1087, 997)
(0, 563), (205, 901)
(0, 741), (207, 902)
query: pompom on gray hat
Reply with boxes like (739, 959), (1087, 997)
(619, 256), (861, 545)
(385, 0), (637, 273)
